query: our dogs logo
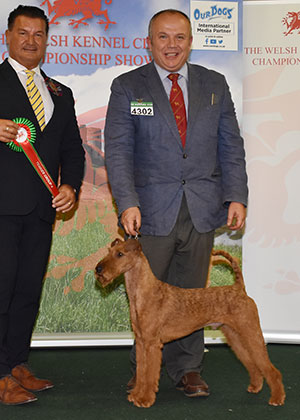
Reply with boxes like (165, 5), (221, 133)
(40, 0), (116, 30)
(282, 11), (300, 36)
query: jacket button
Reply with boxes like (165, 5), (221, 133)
(182, 180), (186, 185)
(183, 153), (187, 159)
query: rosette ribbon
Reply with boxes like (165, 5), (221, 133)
(7, 118), (59, 197)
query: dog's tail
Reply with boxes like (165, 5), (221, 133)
(211, 249), (245, 289)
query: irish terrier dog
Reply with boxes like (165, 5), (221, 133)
(95, 238), (285, 408)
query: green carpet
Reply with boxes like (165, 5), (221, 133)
(0, 344), (298, 420)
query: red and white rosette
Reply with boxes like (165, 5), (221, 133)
(7, 118), (59, 197)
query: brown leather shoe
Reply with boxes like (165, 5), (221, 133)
(126, 374), (136, 393)
(176, 372), (210, 397)
(0, 375), (37, 405)
(12, 364), (54, 392)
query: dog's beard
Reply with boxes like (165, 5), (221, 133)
(96, 273), (114, 287)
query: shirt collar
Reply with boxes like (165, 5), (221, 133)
(154, 62), (188, 82)
(8, 56), (42, 77)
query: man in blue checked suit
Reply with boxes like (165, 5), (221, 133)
(105, 9), (248, 398)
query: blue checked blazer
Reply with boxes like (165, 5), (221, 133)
(105, 61), (248, 235)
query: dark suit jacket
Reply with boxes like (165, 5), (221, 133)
(0, 59), (85, 224)
(105, 61), (248, 235)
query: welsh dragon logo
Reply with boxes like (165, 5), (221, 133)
(282, 11), (300, 36)
(40, 0), (116, 30)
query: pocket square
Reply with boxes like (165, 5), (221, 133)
(211, 93), (219, 105)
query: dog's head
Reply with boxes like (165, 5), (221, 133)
(95, 238), (142, 286)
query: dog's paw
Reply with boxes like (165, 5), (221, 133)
(128, 390), (156, 408)
(268, 397), (285, 406)
(247, 382), (263, 394)
(268, 391), (286, 406)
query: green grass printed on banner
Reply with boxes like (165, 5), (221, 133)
(35, 204), (132, 333)
(36, 272), (131, 333)
(51, 206), (111, 259)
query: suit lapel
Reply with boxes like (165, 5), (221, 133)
(142, 62), (183, 147)
(40, 70), (59, 131)
(186, 63), (210, 144)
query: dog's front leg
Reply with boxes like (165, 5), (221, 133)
(128, 338), (162, 408)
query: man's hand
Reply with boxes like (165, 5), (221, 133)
(0, 119), (19, 143)
(52, 184), (76, 213)
(227, 202), (246, 230)
(121, 207), (141, 236)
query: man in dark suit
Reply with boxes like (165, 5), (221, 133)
(0, 5), (85, 405)
(105, 9), (248, 398)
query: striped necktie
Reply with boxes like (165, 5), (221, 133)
(168, 73), (187, 148)
(25, 70), (45, 131)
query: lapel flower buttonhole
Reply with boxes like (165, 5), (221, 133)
(45, 77), (63, 96)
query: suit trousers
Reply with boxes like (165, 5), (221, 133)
(130, 195), (214, 384)
(0, 208), (52, 376)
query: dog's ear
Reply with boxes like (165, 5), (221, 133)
(111, 238), (122, 247)
(125, 239), (142, 252)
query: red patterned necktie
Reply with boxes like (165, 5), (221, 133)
(168, 73), (187, 147)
